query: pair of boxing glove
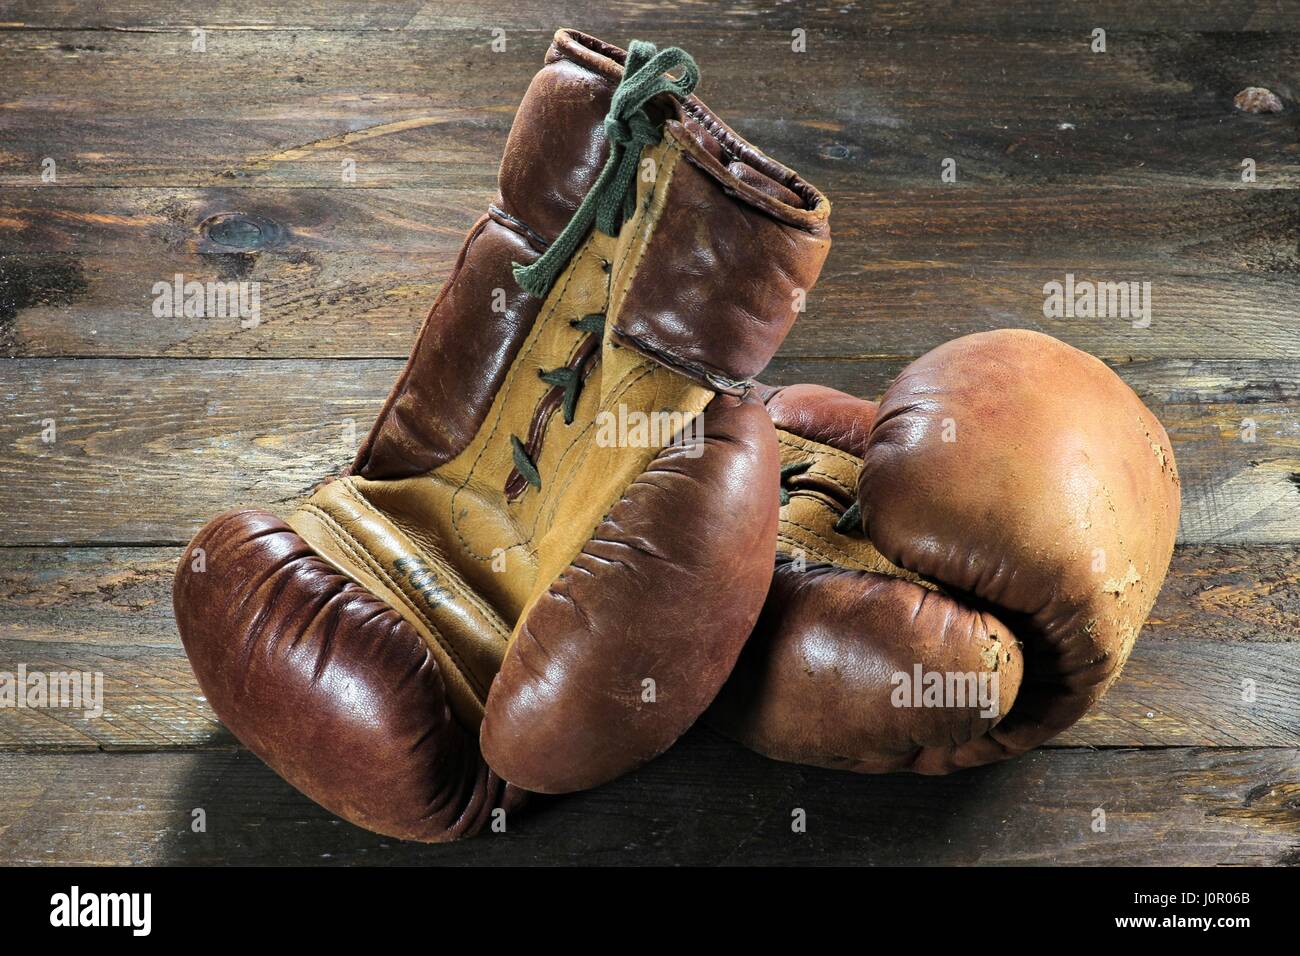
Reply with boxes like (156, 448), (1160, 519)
(173, 30), (1180, 841)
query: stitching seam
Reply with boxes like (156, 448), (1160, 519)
(447, 242), (596, 561)
(298, 501), (488, 700)
(781, 504), (882, 572)
(339, 482), (511, 644)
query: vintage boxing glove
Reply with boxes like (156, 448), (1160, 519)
(173, 29), (831, 840)
(708, 330), (1180, 773)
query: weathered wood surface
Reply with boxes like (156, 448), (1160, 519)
(0, 26), (1295, 191)
(0, 1), (1297, 865)
(2, 633), (1295, 752)
(1, 543), (1297, 751)
(7, 1), (1300, 33)
(2, 742), (1296, 865)
(2, 358), (1296, 544)
(5, 544), (1297, 649)
(3, 187), (1299, 360)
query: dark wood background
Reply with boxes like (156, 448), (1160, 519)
(1, 1), (1298, 865)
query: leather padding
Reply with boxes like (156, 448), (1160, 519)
(710, 557), (1023, 773)
(480, 390), (781, 793)
(174, 509), (521, 842)
(611, 129), (830, 385)
(715, 333), (1179, 774)
(858, 330), (1181, 767)
(763, 382), (878, 459)
(353, 217), (542, 480)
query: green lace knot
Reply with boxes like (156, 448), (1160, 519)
(833, 500), (862, 535)
(512, 40), (700, 299)
(510, 435), (542, 490)
(778, 460), (812, 506)
(539, 367), (583, 425)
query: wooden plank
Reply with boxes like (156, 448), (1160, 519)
(3, 187), (1298, 360)
(5, 544), (1292, 649)
(2, 0), (1293, 871)
(0, 644), (224, 751)
(1, 741), (1296, 864)
(0, 358), (382, 545)
(0, 547), (179, 647)
(6, 1), (1300, 33)
(0, 636), (1293, 751)
(0, 543), (1295, 750)
(1151, 543), (1300, 643)
(0, 30), (1295, 190)
(2, 357), (1296, 545)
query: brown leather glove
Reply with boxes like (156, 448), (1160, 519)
(709, 330), (1181, 773)
(173, 29), (830, 840)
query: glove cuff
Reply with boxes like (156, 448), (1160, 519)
(537, 30), (832, 387)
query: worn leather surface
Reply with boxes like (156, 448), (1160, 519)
(174, 510), (523, 842)
(174, 27), (830, 835)
(355, 28), (831, 483)
(555, 29), (832, 387)
(710, 330), (1181, 773)
(716, 558), (1023, 772)
(352, 216), (542, 481)
(612, 124), (830, 387)
(481, 391), (779, 792)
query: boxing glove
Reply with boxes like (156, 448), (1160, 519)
(174, 29), (831, 840)
(709, 330), (1180, 773)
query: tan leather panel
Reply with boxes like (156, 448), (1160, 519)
(603, 136), (683, 380)
(421, 237), (614, 584)
(525, 365), (712, 620)
(352, 473), (534, 624)
(521, 137), (712, 616)
(776, 429), (926, 585)
(287, 141), (712, 721)
(287, 480), (509, 728)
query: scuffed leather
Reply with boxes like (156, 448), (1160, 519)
(357, 28), (831, 483)
(480, 392), (779, 793)
(764, 382), (876, 459)
(860, 329), (1180, 768)
(711, 330), (1181, 773)
(353, 217), (541, 480)
(174, 510), (522, 842)
(715, 557), (1023, 772)
(174, 28), (832, 835)
(612, 132), (830, 386)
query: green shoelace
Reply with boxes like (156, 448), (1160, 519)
(508, 41), (699, 494)
(512, 40), (700, 300)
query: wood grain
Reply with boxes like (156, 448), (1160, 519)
(2, 357), (1296, 545)
(0, 543), (1296, 751)
(1, 635), (1293, 751)
(5, 544), (1295, 649)
(0, 28), (1294, 190)
(1, 0), (1297, 866)
(2, 741), (1296, 865)
(7, 1), (1300, 33)
(2, 186), (1298, 361)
